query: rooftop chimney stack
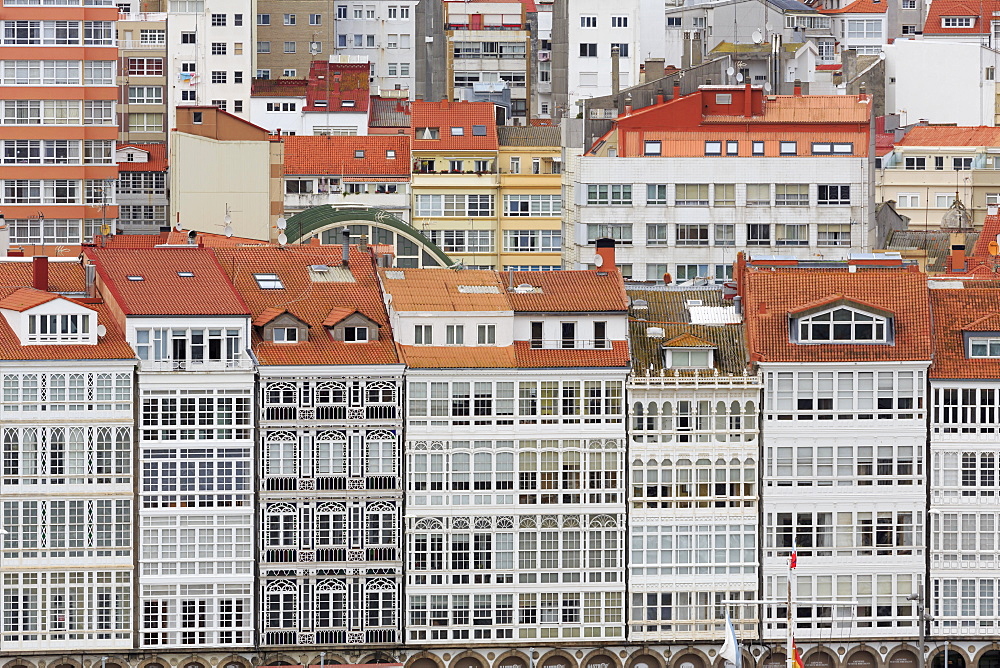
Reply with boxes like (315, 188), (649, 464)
(793, 79), (802, 96)
(341, 228), (351, 266)
(359, 234), (368, 253)
(673, 79), (682, 99)
(744, 82), (753, 118)
(951, 244), (967, 272)
(32, 255), (48, 292)
(624, 93), (633, 115)
(595, 238), (617, 273)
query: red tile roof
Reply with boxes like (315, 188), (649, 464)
(0, 263), (133, 361)
(252, 78), (309, 98)
(743, 266), (932, 362)
(930, 286), (1000, 377)
(896, 125), (1000, 147)
(501, 270), (629, 312)
(820, 0), (886, 13)
(398, 344), (518, 368)
(95, 232), (171, 248)
(117, 143), (167, 172)
(321, 307), (356, 327)
(513, 339), (630, 368)
(923, 0), (998, 33)
(283, 135), (411, 177)
(215, 246), (398, 366)
(379, 268), (511, 311)
(304, 61), (371, 113)
(86, 248), (250, 316)
(0, 288), (64, 312)
(411, 100), (498, 151)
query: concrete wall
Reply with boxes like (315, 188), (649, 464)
(169, 132), (273, 239)
(884, 39), (1000, 125)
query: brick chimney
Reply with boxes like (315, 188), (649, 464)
(32, 256), (48, 291)
(595, 238), (616, 272)
(793, 79), (802, 97)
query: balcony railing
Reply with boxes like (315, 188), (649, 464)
(630, 369), (763, 387)
(138, 356), (254, 371)
(527, 338), (611, 350)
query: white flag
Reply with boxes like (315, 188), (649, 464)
(719, 611), (742, 668)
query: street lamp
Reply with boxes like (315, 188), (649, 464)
(907, 583), (933, 668)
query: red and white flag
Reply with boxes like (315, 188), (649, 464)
(789, 548), (797, 569)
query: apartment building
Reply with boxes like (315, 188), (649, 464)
(563, 83), (872, 281)
(115, 143), (168, 233)
(117, 11), (168, 144)
(922, 0), (1000, 45)
(878, 126), (1000, 230)
(551, 0), (641, 119)
(281, 135), (411, 219)
(445, 0), (531, 120)
(742, 255), (930, 648)
(86, 246), (257, 650)
(0, 0), (119, 244)
(249, 58), (372, 136)
(380, 265), (630, 648)
(626, 286), (762, 644)
(166, 0), (252, 125)
(820, 0), (887, 56)
(497, 126), (563, 270)
(0, 257), (136, 653)
(217, 245), (406, 648)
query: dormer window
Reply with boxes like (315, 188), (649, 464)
(969, 336), (1000, 358)
(27, 313), (91, 343)
(667, 348), (713, 368)
(344, 326), (368, 342)
(797, 307), (888, 343)
(942, 16), (974, 27)
(273, 327), (298, 343)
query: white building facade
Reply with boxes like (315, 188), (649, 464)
(333, 1), (418, 93)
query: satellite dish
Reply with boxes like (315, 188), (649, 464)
(175, 221), (183, 231)
(96, 324), (107, 337)
(593, 254), (604, 268)
(276, 216), (287, 230)
(736, 73), (744, 82)
(878, 51), (886, 60)
(224, 213), (232, 224)
(278, 233), (288, 246)
(765, 22), (773, 31)
(726, 66), (735, 76)
(224, 224), (234, 238)
(764, 82), (772, 92)
(752, 29), (763, 44)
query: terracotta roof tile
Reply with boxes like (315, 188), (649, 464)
(514, 339), (630, 368)
(95, 232), (171, 248)
(896, 125), (1000, 147)
(930, 287), (1000, 377)
(820, 0), (886, 13)
(216, 246), (398, 367)
(398, 344), (518, 368)
(743, 266), (932, 362)
(304, 61), (371, 112)
(501, 270), (629, 312)
(0, 263), (133, 361)
(662, 333), (715, 348)
(86, 248), (250, 316)
(117, 143), (167, 172)
(700, 95), (870, 124)
(253, 307), (287, 327)
(379, 268), (511, 311)
(251, 78), (308, 98)
(0, 288), (63, 312)
(923, 0), (998, 33)
(411, 100), (498, 151)
(322, 307), (355, 327)
(283, 135), (411, 176)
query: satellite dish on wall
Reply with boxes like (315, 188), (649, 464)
(224, 224), (234, 238)
(276, 216), (287, 230)
(736, 73), (744, 82)
(752, 29), (764, 44)
(96, 324), (107, 338)
(764, 82), (772, 92)
(175, 221), (183, 231)
(593, 254), (604, 268)
(726, 66), (735, 76)
(278, 233), (288, 246)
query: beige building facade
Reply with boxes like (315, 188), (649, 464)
(117, 11), (169, 144)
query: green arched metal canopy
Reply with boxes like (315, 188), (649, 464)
(284, 205), (453, 267)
